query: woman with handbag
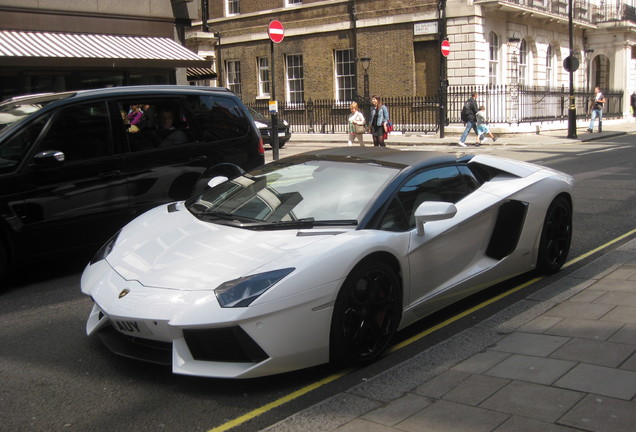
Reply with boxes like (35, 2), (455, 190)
(348, 101), (366, 146)
(370, 95), (389, 147)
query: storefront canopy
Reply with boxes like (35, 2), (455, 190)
(0, 30), (210, 68)
(186, 67), (217, 81)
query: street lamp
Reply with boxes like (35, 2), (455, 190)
(566, 0), (577, 138)
(360, 57), (371, 99)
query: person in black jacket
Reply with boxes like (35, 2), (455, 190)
(459, 92), (480, 147)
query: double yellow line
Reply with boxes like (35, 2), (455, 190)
(209, 228), (636, 432)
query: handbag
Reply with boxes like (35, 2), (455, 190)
(386, 121), (394, 133)
(354, 124), (366, 134)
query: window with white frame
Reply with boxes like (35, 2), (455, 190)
(226, 0), (239, 16)
(519, 39), (528, 86)
(286, 54), (304, 104)
(489, 32), (499, 85)
(546, 45), (553, 88)
(257, 57), (270, 98)
(286, 0), (302, 6)
(335, 49), (355, 102)
(226, 60), (242, 97)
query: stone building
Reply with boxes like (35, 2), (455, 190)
(185, 0), (635, 118)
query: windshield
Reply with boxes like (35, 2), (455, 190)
(186, 158), (398, 229)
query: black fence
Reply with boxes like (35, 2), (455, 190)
(245, 85), (624, 134)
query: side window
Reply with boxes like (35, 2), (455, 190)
(185, 95), (249, 142)
(118, 99), (193, 151)
(38, 102), (112, 162)
(0, 114), (50, 173)
(395, 166), (473, 229)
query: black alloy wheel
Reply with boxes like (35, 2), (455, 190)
(537, 195), (572, 274)
(330, 259), (402, 366)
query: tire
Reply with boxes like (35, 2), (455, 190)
(536, 196), (572, 274)
(278, 140), (286, 148)
(330, 259), (402, 366)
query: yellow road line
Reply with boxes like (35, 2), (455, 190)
(209, 228), (636, 432)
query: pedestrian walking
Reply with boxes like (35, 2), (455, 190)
(630, 91), (636, 120)
(347, 102), (366, 146)
(476, 105), (497, 144)
(370, 95), (389, 147)
(587, 86), (606, 132)
(459, 92), (480, 147)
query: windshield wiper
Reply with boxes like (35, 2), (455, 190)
(245, 218), (358, 231)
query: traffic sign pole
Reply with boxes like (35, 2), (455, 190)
(268, 20), (285, 160)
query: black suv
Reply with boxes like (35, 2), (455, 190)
(0, 86), (264, 285)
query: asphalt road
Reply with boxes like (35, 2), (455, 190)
(1, 134), (635, 432)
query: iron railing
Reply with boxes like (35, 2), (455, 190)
(245, 86), (623, 134)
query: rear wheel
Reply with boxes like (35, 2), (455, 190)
(330, 259), (402, 366)
(537, 196), (572, 274)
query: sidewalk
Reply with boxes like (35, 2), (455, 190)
(284, 120), (634, 148)
(264, 241), (636, 432)
(262, 126), (636, 432)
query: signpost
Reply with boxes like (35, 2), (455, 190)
(441, 40), (450, 57)
(268, 20), (284, 160)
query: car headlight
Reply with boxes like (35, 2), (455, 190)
(89, 231), (121, 265)
(215, 268), (295, 308)
(283, 120), (289, 126)
(254, 121), (267, 128)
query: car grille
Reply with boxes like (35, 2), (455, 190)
(183, 327), (269, 363)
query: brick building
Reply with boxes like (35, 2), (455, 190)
(185, 0), (635, 120)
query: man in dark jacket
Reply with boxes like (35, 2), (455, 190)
(459, 92), (479, 147)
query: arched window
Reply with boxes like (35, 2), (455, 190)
(489, 32), (499, 85)
(519, 39), (528, 86)
(546, 45), (554, 88)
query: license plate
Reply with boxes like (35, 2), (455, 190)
(278, 132), (286, 137)
(113, 319), (153, 337)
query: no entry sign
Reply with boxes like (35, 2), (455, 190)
(268, 20), (285, 43)
(441, 40), (450, 57)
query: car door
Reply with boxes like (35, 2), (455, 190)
(390, 165), (496, 310)
(9, 100), (130, 259)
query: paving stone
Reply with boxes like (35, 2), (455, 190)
(452, 351), (510, 374)
(494, 416), (580, 432)
(335, 418), (400, 432)
(568, 289), (606, 303)
(589, 278), (636, 293)
(518, 316), (563, 333)
(489, 332), (569, 356)
(414, 369), (471, 399)
(608, 323), (636, 345)
(480, 381), (584, 423)
(601, 305), (636, 324)
(396, 399), (508, 432)
(554, 363), (636, 400)
(545, 301), (615, 319)
(550, 338), (636, 367)
(559, 394), (636, 432)
(444, 374), (509, 406)
(485, 354), (576, 385)
(545, 317), (623, 340)
(361, 393), (431, 427)
(604, 266), (636, 280)
(594, 291), (636, 307)
(622, 352), (636, 372)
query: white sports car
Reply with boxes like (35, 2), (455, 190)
(81, 148), (573, 378)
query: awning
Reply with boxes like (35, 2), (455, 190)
(0, 30), (211, 68)
(186, 67), (217, 81)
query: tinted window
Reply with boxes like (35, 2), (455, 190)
(186, 95), (250, 142)
(39, 102), (112, 162)
(0, 114), (50, 173)
(117, 99), (193, 151)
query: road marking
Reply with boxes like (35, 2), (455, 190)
(208, 227), (636, 432)
(578, 145), (630, 156)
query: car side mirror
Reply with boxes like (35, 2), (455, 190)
(414, 201), (457, 236)
(33, 150), (65, 168)
(207, 176), (229, 188)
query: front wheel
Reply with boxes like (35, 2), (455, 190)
(536, 196), (572, 274)
(330, 259), (402, 367)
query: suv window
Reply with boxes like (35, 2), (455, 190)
(117, 98), (194, 152)
(185, 95), (250, 142)
(39, 102), (113, 162)
(0, 114), (50, 173)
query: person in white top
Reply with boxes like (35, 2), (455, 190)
(347, 101), (366, 146)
